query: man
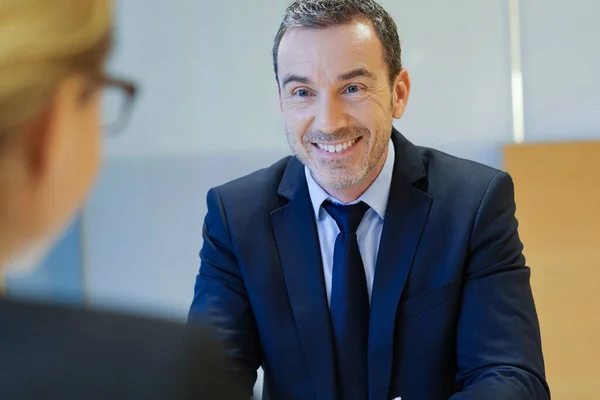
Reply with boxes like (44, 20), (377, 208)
(0, 1), (242, 398)
(189, 0), (550, 399)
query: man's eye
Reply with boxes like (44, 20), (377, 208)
(346, 85), (360, 94)
(294, 89), (311, 97)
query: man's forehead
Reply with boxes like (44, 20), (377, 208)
(277, 21), (384, 77)
(279, 21), (376, 54)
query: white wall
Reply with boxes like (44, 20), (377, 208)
(384, 0), (513, 167)
(104, 0), (289, 157)
(520, 0), (600, 141)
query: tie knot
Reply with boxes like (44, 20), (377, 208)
(323, 201), (370, 233)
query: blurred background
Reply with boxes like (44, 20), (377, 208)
(2, 0), (598, 398)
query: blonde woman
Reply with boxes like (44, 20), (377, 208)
(0, 1), (242, 398)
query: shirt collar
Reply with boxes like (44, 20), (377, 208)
(305, 139), (395, 221)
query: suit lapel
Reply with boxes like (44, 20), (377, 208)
(368, 130), (433, 400)
(271, 158), (338, 400)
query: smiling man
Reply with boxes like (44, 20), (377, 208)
(188, 1), (550, 399)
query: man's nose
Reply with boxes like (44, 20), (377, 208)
(312, 94), (349, 135)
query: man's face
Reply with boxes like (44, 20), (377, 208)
(277, 20), (409, 190)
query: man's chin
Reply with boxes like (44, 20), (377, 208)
(320, 180), (356, 190)
(313, 170), (364, 191)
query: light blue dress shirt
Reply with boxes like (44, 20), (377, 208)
(304, 140), (395, 305)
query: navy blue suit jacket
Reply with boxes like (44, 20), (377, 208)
(189, 130), (550, 400)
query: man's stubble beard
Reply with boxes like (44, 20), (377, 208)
(286, 122), (391, 191)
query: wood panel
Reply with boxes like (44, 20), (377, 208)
(504, 141), (600, 399)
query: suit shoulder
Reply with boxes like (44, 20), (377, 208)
(419, 145), (505, 188)
(212, 155), (292, 202)
(415, 145), (514, 212)
(0, 299), (243, 399)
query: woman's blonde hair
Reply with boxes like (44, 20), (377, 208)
(0, 0), (112, 144)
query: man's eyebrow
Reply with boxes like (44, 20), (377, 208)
(281, 74), (312, 87)
(337, 67), (375, 81)
(280, 68), (374, 87)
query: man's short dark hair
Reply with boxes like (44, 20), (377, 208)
(273, 0), (403, 86)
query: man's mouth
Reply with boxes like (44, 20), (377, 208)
(313, 137), (361, 154)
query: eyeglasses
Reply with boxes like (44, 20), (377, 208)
(100, 76), (138, 135)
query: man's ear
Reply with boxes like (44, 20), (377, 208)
(391, 69), (411, 119)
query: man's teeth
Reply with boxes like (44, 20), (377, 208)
(316, 138), (358, 153)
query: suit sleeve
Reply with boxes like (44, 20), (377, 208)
(450, 171), (551, 400)
(188, 187), (260, 398)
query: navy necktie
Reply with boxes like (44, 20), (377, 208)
(323, 200), (370, 400)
